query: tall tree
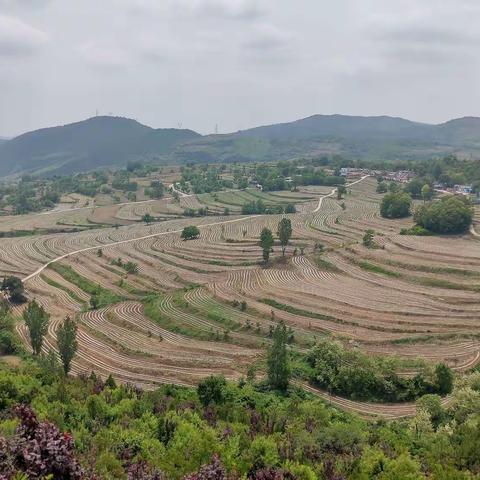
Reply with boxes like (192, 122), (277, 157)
(277, 218), (292, 256)
(259, 228), (274, 264)
(56, 316), (78, 375)
(267, 321), (290, 391)
(435, 363), (454, 395)
(23, 300), (49, 356)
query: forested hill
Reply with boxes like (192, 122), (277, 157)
(3, 114), (480, 176)
(0, 116), (200, 177)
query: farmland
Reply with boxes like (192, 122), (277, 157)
(3, 175), (480, 417)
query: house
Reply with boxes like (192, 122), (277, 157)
(454, 184), (473, 195)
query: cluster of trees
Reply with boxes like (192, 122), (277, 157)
(0, 177), (63, 215)
(145, 180), (165, 199)
(306, 339), (454, 402)
(253, 163), (345, 192)
(1, 352), (480, 479)
(414, 195), (474, 234)
(20, 299), (78, 375)
(259, 218), (293, 263)
(180, 165), (232, 194)
(242, 199), (296, 215)
(378, 172), (474, 234)
(380, 192), (412, 219)
(111, 257), (139, 274)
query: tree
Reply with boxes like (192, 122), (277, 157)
(56, 316), (78, 375)
(267, 321), (290, 391)
(1, 276), (26, 303)
(181, 225), (200, 240)
(362, 229), (375, 248)
(197, 375), (227, 406)
(124, 261), (139, 274)
(414, 196), (473, 234)
(142, 213), (154, 225)
(285, 203), (296, 214)
(421, 184), (432, 202)
(380, 192), (412, 219)
(277, 218), (292, 256)
(337, 185), (347, 200)
(23, 300), (49, 356)
(90, 295), (99, 310)
(259, 228), (274, 264)
(376, 182), (388, 194)
(435, 363), (454, 395)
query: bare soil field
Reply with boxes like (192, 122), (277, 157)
(4, 176), (480, 417)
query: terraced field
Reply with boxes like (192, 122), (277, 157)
(4, 176), (480, 417)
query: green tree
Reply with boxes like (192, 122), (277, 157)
(181, 225), (200, 240)
(414, 196), (473, 234)
(124, 261), (139, 274)
(267, 321), (290, 391)
(421, 184), (432, 202)
(380, 192), (412, 218)
(1, 276), (26, 303)
(337, 185), (347, 200)
(56, 316), (78, 375)
(90, 295), (99, 310)
(197, 375), (227, 406)
(376, 182), (388, 193)
(23, 299), (49, 356)
(277, 218), (292, 256)
(435, 363), (454, 395)
(142, 213), (154, 225)
(259, 228), (274, 264)
(362, 229), (375, 248)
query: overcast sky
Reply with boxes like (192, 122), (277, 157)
(1, 0), (480, 137)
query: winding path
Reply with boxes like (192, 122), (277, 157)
(313, 175), (369, 212)
(19, 174), (431, 419)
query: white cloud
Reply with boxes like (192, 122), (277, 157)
(0, 14), (48, 57)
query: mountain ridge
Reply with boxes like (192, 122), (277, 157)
(1, 114), (480, 176)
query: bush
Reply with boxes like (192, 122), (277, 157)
(380, 192), (412, 219)
(197, 375), (227, 406)
(181, 225), (200, 240)
(414, 196), (473, 234)
(376, 182), (388, 193)
(400, 225), (431, 236)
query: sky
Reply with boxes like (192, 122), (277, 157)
(1, 0), (480, 137)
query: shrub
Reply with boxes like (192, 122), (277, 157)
(181, 226), (200, 240)
(376, 182), (388, 193)
(400, 225), (431, 236)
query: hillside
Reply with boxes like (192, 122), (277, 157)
(0, 116), (200, 177)
(164, 114), (480, 165)
(2, 114), (480, 176)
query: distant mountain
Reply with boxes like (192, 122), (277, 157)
(1, 114), (480, 176)
(0, 116), (200, 176)
(176, 114), (480, 165)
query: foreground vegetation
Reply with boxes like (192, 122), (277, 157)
(1, 357), (480, 479)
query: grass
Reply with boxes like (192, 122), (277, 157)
(313, 256), (342, 273)
(357, 261), (401, 277)
(48, 263), (125, 307)
(383, 258), (480, 278)
(142, 293), (213, 340)
(40, 274), (87, 307)
(260, 298), (418, 334)
(261, 298), (338, 322)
